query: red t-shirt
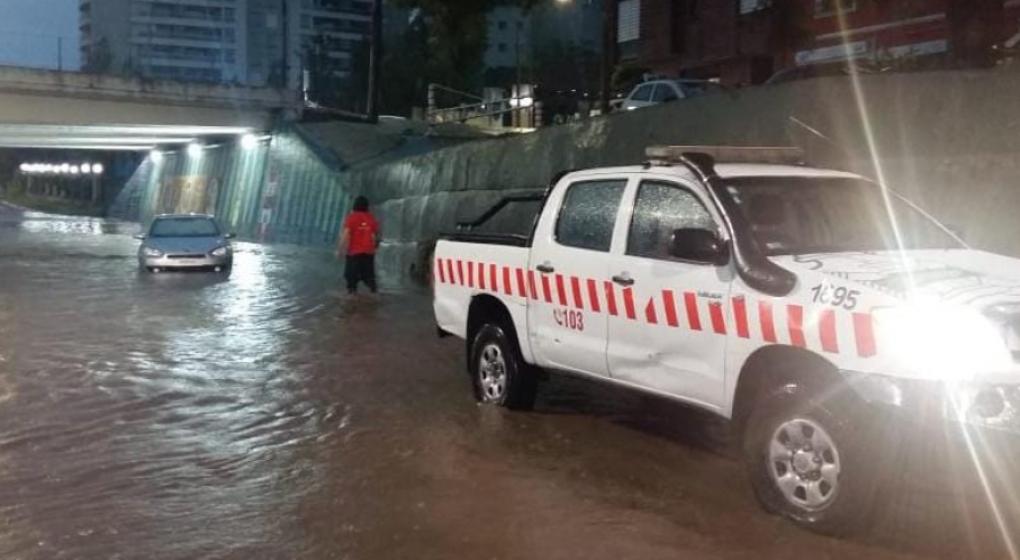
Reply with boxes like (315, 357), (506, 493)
(344, 211), (379, 255)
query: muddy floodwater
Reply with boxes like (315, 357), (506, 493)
(0, 206), (1013, 559)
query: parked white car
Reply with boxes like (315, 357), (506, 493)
(433, 145), (1020, 535)
(620, 79), (725, 111)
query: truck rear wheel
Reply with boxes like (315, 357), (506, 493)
(469, 323), (537, 410)
(743, 382), (879, 536)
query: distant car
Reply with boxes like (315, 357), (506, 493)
(620, 79), (725, 111)
(136, 214), (233, 273)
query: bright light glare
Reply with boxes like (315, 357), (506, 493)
(92, 163), (104, 175)
(240, 133), (258, 150)
(150, 150), (163, 162)
(187, 143), (203, 158)
(874, 303), (1011, 379)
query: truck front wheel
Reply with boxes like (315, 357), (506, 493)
(469, 323), (537, 410)
(743, 383), (879, 535)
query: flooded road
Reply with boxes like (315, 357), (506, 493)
(0, 207), (1009, 559)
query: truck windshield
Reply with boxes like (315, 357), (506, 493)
(724, 177), (962, 255)
(150, 218), (220, 238)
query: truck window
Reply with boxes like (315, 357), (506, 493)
(627, 181), (716, 260)
(555, 179), (627, 252)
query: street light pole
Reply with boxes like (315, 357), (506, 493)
(366, 0), (384, 122)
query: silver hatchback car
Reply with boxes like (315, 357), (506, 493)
(136, 214), (234, 273)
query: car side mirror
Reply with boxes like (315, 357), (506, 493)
(669, 228), (729, 265)
(133, 234), (145, 241)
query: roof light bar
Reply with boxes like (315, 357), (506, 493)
(645, 145), (805, 166)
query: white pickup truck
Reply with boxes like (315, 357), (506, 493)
(432, 146), (1020, 534)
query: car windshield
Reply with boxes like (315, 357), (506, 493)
(724, 177), (962, 255)
(679, 81), (724, 96)
(149, 218), (220, 238)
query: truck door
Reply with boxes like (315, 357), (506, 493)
(527, 176), (631, 377)
(606, 178), (734, 409)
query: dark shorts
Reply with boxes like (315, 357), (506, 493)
(344, 253), (376, 292)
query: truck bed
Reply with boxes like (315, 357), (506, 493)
(433, 239), (532, 352)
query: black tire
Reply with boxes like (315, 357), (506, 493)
(468, 323), (537, 410)
(743, 382), (880, 536)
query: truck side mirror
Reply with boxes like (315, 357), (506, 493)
(669, 229), (729, 266)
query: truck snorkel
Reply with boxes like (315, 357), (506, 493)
(669, 149), (798, 297)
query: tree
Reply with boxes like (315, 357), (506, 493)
(948, 0), (1004, 68)
(82, 37), (113, 74)
(379, 13), (431, 116)
(391, 0), (493, 94)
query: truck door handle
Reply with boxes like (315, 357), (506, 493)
(612, 274), (634, 287)
(536, 263), (555, 273)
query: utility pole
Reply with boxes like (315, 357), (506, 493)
(57, 37), (63, 71)
(599, 0), (617, 114)
(366, 0), (384, 122)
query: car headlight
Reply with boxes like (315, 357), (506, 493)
(873, 302), (1013, 380)
(210, 246), (229, 257)
(142, 247), (163, 258)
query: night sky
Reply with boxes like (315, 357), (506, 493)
(0, 0), (80, 70)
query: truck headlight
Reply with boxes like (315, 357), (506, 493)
(142, 247), (163, 258)
(873, 303), (1012, 379)
(210, 246), (229, 257)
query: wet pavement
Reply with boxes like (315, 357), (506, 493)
(0, 208), (1014, 559)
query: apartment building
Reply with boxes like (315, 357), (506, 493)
(80, 0), (372, 88)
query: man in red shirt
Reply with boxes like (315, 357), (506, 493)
(337, 196), (380, 294)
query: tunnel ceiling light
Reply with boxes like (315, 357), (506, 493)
(240, 133), (258, 150)
(17, 161), (104, 175)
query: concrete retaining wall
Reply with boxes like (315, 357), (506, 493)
(344, 68), (1020, 283)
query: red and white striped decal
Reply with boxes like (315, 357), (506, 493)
(622, 287), (637, 320)
(819, 309), (839, 354)
(570, 277), (585, 310)
(438, 253), (879, 358)
(662, 290), (679, 327)
(587, 279), (601, 312)
(604, 281), (619, 316)
(787, 304), (806, 348)
(759, 300), (777, 343)
(502, 267), (513, 296)
(853, 312), (876, 357)
(732, 296), (750, 339)
(555, 274), (568, 306)
(684, 292), (702, 331)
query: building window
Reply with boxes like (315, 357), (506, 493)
(815, 0), (857, 17)
(617, 0), (640, 43)
(739, 0), (766, 14)
(497, 43), (507, 53)
(498, 20), (507, 30)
